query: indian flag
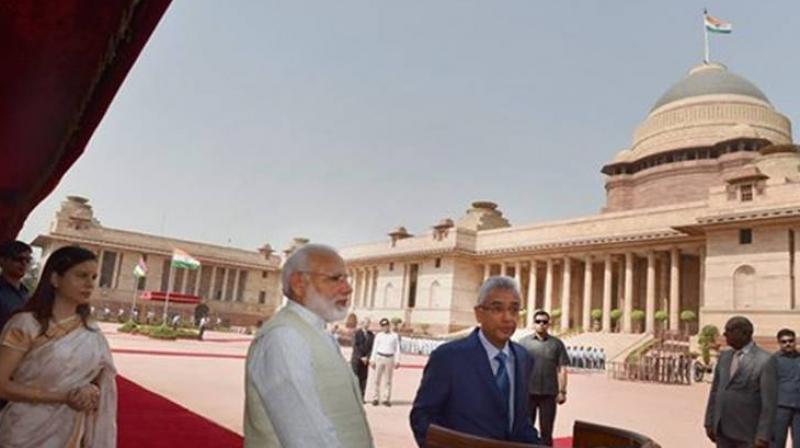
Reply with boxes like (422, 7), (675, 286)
(705, 13), (732, 34)
(171, 249), (201, 270)
(133, 257), (148, 278)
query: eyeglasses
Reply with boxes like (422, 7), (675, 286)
(779, 338), (795, 344)
(299, 271), (350, 283)
(534, 319), (550, 325)
(478, 304), (522, 315)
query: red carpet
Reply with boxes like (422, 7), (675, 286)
(118, 375), (573, 447)
(117, 376), (243, 448)
(554, 437), (574, 447)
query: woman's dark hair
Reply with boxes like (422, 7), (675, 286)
(19, 245), (97, 335)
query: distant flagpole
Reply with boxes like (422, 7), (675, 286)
(703, 9), (710, 63)
(162, 264), (174, 325)
(130, 276), (139, 317)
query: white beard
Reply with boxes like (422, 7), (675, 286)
(305, 285), (349, 323)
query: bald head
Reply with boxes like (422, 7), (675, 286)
(724, 316), (754, 350)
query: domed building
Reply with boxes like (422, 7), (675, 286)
(603, 62), (793, 211)
(340, 61), (800, 343)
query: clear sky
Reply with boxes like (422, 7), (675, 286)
(18, 1), (800, 253)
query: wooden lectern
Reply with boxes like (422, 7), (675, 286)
(425, 421), (661, 448)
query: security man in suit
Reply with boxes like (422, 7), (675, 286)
(350, 317), (375, 400)
(704, 316), (777, 448)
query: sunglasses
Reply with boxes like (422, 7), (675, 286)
(779, 339), (795, 344)
(534, 319), (550, 324)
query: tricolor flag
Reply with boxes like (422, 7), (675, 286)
(133, 257), (148, 278)
(705, 12), (732, 34)
(171, 249), (201, 270)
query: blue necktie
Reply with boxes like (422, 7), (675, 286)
(494, 352), (511, 416)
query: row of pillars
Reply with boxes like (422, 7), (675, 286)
(348, 266), (379, 309)
(483, 247), (702, 334)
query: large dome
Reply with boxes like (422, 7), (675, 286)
(651, 63), (771, 112)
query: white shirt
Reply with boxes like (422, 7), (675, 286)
(478, 329), (515, 430)
(247, 300), (343, 448)
(370, 331), (401, 363)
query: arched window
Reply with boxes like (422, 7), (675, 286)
(429, 281), (441, 308)
(733, 265), (756, 310)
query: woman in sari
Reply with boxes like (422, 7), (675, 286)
(0, 246), (117, 447)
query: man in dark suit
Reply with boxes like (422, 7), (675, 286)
(350, 317), (374, 400)
(704, 316), (777, 448)
(410, 276), (539, 447)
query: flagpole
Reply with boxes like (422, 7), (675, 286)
(703, 10), (710, 63)
(130, 275), (139, 318)
(163, 264), (174, 325)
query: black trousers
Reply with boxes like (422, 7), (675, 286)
(351, 361), (368, 399)
(529, 394), (557, 446)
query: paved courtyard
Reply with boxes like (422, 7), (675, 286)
(104, 324), (715, 447)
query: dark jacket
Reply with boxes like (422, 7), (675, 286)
(350, 328), (374, 365)
(410, 328), (539, 447)
(704, 343), (777, 443)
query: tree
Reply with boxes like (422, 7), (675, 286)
(550, 308), (562, 330)
(698, 324), (720, 365)
(630, 309), (645, 333)
(680, 310), (697, 335)
(590, 309), (603, 331)
(654, 309), (669, 333)
(390, 317), (402, 332)
(610, 308), (623, 332)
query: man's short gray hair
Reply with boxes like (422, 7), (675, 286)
(477, 276), (521, 306)
(281, 243), (340, 299)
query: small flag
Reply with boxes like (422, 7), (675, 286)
(133, 257), (148, 278)
(171, 249), (201, 270)
(705, 12), (732, 34)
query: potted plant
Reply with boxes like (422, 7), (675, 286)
(390, 317), (403, 332)
(680, 310), (697, 335)
(654, 309), (669, 334)
(550, 308), (562, 331)
(609, 308), (623, 332)
(698, 324), (720, 365)
(630, 309), (645, 333)
(590, 309), (603, 331)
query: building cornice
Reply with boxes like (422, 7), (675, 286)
(33, 233), (280, 270)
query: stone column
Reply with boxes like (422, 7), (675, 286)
(659, 254), (669, 312)
(544, 259), (554, 314)
(483, 263), (490, 283)
(514, 261), (521, 285)
(229, 269), (238, 301)
(370, 267), (378, 308)
(582, 255), (593, 332)
(526, 260), (538, 328)
(646, 251), (656, 334)
(699, 246), (706, 309)
(670, 248), (681, 331)
(623, 252), (634, 333)
(561, 257), (572, 331)
(348, 269), (356, 311)
(221, 267), (230, 301)
(602, 254), (612, 332)
(193, 266), (202, 296)
(362, 268), (371, 308)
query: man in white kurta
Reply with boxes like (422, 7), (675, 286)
(369, 318), (401, 406)
(244, 244), (373, 448)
